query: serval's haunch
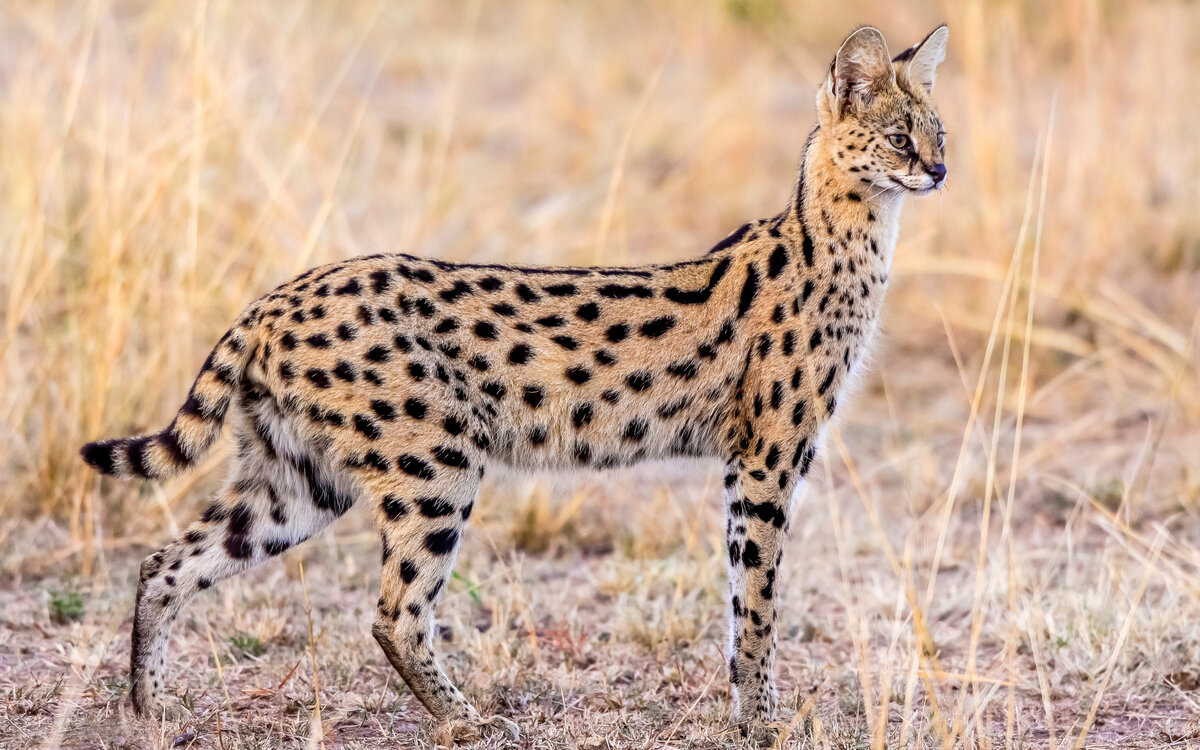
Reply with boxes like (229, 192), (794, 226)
(82, 23), (949, 744)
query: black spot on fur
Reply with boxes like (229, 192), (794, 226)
(515, 283), (540, 303)
(640, 316), (676, 338)
(439, 280), (473, 303)
(370, 269), (391, 293)
(787, 398), (806, 427)
(523, 385), (544, 408)
(508, 344), (534, 364)
(400, 560), (419, 582)
(474, 320), (498, 339)
(382, 494), (408, 520)
(468, 354), (490, 371)
(415, 298), (436, 316)
(263, 539), (291, 556)
(442, 415), (465, 435)
(717, 319), (736, 344)
(572, 403), (594, 428)
(306, 369), (331, 388)
(481, 381), (507, 400)
(576, 302), (601, 321)
(664, 257), (731, 304)
(424, 528), (460, 555)
(768, 244), (789, 278)
(818, 366), (837, 395)
(623, 419), (648, 442)
(228, 503), (253, 536)
(801, 233), (815, 266)
(225, 533), (253, 560)
(362, 451), (390, 472)
(742, 540), (762, 568)
(626, 371), (653, 392)
(765, 445), (781, 470)
(738, 263), (759, 318)
(667, 359), (700, 380)
(364, 400), (395, 422)
(573, 442), (592, 464)
(418, 496), (456, 517)
(397, 454), (436, 480)
(565, 366), (592, 385)
(366, 345), (391, 363)
(658, 396), (689, 419)
(333, 361), (357, 382)
(597, 284), (653, 300)
(354, 414), (382, 440)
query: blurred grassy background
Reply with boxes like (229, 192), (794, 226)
(1, 1), (1199, 747)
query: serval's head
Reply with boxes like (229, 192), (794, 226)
(817, 25), (949, 196)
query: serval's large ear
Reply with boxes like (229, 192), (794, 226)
(824, 26), (894, 119)
(895, 25), (948, 94)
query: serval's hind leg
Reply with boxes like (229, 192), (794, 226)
(130, 396), (355, 718)
(367, 433), (518, 744)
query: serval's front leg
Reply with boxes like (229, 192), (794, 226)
(724, 432), (816, 740)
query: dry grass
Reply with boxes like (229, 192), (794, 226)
(2, 0), (1199, 747)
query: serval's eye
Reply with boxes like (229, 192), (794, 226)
(936, 132), (946, 149)
(887, 133), (910, 150)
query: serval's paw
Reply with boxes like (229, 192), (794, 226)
(434, 713), (520, 747)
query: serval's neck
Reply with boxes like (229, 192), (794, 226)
(783, 126), (904, 280)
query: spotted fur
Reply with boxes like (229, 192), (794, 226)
(80, 24), (948, 742)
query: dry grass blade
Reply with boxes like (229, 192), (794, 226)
(299, 561), (325, 750)
(202, 615), (233, 712)
(1066, 529), (1168, 750)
